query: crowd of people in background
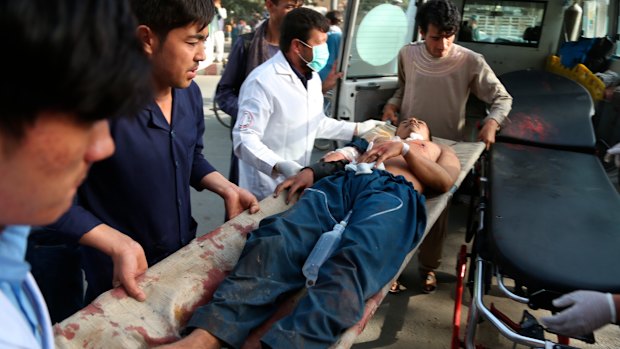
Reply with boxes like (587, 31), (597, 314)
(205, 1), (344, 68)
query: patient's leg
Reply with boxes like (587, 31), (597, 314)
(262, 171), (427, 349)
(185, 188), (339, 348)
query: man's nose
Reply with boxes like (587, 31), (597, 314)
(196, 41), (206, 61)
(85, 120), (115, 163)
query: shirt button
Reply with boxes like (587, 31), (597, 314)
(175, 161), (179, 168)
(170, 130), (176, 138)
(177, 198), (182, 206)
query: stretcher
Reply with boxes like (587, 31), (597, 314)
(453, 70), (620, 348)
(53, 138), (485, 348)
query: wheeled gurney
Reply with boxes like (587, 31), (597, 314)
(53, 137), (485, 348)
(453, 70), (620, 348)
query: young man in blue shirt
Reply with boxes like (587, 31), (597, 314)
(42, 0), (260, 312)
(0, 0), (152, 346)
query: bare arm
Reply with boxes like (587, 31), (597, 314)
(200, 171), (260, 219)
(426, 143), (461, 192)
(79, 225), (147, 301)
(470, 57), (512, 149)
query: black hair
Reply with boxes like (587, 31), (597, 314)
(325, 10), (343, 25)
(0, 0), (152, 140)
(280, 7), (330, 53)
(416, 0), (461, 35)
(130, 0), (215, 40)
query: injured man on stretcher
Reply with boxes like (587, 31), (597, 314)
(161, 117), (461, 349)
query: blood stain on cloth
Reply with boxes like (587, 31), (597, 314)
(110, 287), (128, 299)
(54, 323), (80, 340)
(230, 222), (256, 237)
(124, 325), (178, 346)
(79, 302), (104, 318)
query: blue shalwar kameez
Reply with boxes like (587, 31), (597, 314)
(188, 168), (426, 349)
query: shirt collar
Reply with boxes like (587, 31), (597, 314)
(0, 226), (31, 283)
(284, 54), (313, 89)
(147, 89), (178, 130)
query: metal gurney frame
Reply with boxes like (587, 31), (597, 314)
(451, 70), (620, 349)
(53, 139), (485, 349)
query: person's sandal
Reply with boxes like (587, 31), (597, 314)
(422, 271), (437, 294)
(389, 279), (407, 294)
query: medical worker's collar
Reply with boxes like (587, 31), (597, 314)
(296, 39), (329, 72)
(284, 53), (313, 89)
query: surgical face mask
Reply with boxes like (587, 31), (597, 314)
(297, 39), (329, 72)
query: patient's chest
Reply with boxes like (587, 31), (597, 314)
(384, 141), (440, 192)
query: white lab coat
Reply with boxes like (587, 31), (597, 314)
(233, 51), (356, 200)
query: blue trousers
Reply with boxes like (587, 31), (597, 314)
(188, 170), (426, 348)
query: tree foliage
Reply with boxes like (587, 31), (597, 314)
(225, 0), (266, 22)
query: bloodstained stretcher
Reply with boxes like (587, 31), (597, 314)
(453, 70), (620, 348)
(53, 136), (485, 348)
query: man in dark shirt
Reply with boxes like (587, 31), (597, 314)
(45, 0), (259, 307)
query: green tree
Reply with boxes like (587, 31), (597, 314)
(226, 0), (265, 23)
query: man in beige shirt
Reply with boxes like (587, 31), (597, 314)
(382, 0), (512, 294)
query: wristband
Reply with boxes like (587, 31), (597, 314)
(401, 142), (410, 156)
(304, 160), (349, 182)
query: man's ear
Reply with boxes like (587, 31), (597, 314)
(136, 25), (157, 56)
(291, 39), (303, 55)
(418, 27), (426, 40)
(265, 0), (274, 11)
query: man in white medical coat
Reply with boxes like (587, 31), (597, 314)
(233, 7), (382, 200)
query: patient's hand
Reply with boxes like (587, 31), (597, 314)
(358, 140), (404, 168)
(274, 168), (315, 205)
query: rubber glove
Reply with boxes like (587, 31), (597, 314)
(605, 142), (620, 168)
(356, 120), (386, 136)
(274, 160), (303, 178)
(541, 290), (616, 336)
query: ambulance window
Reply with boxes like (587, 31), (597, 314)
(458, 0), (547, 48)
(347, 0), (416, 78)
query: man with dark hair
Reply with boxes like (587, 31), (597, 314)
(214, 0), (347, 187)
(215, 0), (303, 186)
(233, 7), (382, 201)
(0, 0), (151, 346)
(216, 0), (304, 121)
(161, 117), (460, 348)
(39, 0), (260, 313)
(381, 0), (512, 294)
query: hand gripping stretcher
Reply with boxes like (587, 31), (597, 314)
(452, 69), (620, 349)
(52, 131), (485, 348)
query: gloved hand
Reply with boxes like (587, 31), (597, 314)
(356, 119), (386, 136)
(541, 290), (616, 337)
(274, 160), (303, 178)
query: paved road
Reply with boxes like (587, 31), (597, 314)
(190, 75), (620, 349)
